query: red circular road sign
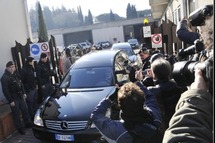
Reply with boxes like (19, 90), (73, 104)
(41, 43), (49, 51)
(152, 34), (162, 44)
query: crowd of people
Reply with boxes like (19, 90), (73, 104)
(0, 5), (213, 142)
(1, 53), (54, 135)
(91, 4), (213, 143)
(0, 44), (96, 135)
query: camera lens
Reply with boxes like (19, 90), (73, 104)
(172, 61), (198, 86)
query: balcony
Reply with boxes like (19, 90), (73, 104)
(149, 0), (170, 19)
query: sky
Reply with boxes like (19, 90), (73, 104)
(27, 0), (151, 17)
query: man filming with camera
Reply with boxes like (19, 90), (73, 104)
(163, 5), (213, 143)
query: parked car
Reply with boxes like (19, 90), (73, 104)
(127, 38), (139, 49)
(95, 41), (112, 50)
(111, 42), (142, 69)
(32, 50), (131, 143)
(66, 44), (79, 55)
(78, 42), (92, 50)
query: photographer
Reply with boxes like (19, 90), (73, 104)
(91, 81), (162, 143)
(163, 5), (213, 142)
(146, 58), (182, 136)
(176, 17), (199, 45)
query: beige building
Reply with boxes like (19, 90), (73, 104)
(0, 0), (32, 101)
(149, 0), (213, 52)
(149, 0), (213, 24)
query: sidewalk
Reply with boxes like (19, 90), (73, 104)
(1, 128), (48, 143)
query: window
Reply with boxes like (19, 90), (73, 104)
(68, 67), (113, 88)
(114, 52), (129, 83)
(178, 8), (181, 22)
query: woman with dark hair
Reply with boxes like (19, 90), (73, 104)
(91, 81), (162, 143)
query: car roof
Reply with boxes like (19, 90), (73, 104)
(73, 50), (120, 68)
(111, 42), (135, 55)
(98, 41), (109, 43)
(128, 38), (138, 42)
(111, 42), (131, 49)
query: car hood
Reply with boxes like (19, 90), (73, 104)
(41, 86), (115, 121)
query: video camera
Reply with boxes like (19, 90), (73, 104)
(173, 5), (213, 94)
(189, 4), (213, 26)
(172, 57), (213, 94)
(178, 39), (204, 59)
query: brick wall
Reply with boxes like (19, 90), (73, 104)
(0, 104), (16, 142)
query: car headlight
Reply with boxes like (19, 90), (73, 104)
(34, 110), (44, 127)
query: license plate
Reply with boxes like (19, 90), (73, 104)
(55, 134), (74, 141)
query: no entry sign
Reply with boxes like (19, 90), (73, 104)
(151, 34), (162, 48)
(41, 43), (49, 52)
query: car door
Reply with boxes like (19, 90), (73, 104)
(114, 51), (130, 84)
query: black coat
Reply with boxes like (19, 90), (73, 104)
(142, 56), (151, 71)
(147, 79), (182, 129)
(1, 70), (25, 103)
(36, 60), (51, 86)
(20, 64), (37, 92)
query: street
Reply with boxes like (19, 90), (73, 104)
(2, 128), (48, 143)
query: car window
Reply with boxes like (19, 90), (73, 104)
(122, 48), (133, 56)
(80, 43), (86, 46)
(64, 67), (113, 88)
(114, 52), (130, 83)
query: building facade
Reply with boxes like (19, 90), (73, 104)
(150, 0), (213, 25)
(149, 0), (213, 52)
(0, 0), (32, 101)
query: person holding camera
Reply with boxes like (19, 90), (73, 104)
(1, 61), (32, 135)
(91, 81), (162, 143)
(146, 58), (182, 137)
(163, 5), (213, 143)
(176, 17), (199, 45)
(140, 52), (165, 87)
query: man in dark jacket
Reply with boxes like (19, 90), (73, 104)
(176, 17), (199, 45)
(138, 48), (151, 71)
(91, 81), (162, 143)
(146, 58), (182, 136)
(36, 53), (53, 103)
(1, 61), (32, 135)
(138, 48), (155, 87)
(20, 56), (38, 120)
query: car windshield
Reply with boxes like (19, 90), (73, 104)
(116, 48), (134, 56)
(61, 67), (113, 88)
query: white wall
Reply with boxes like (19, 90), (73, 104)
(0, 0), (32, 101)
(92, 26), (124, 44)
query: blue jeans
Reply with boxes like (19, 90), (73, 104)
(26, 89), (38, 120)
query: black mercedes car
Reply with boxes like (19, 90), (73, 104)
(32, 50), (131, 142)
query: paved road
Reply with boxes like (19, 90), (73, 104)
(2, 128), (50, 143)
